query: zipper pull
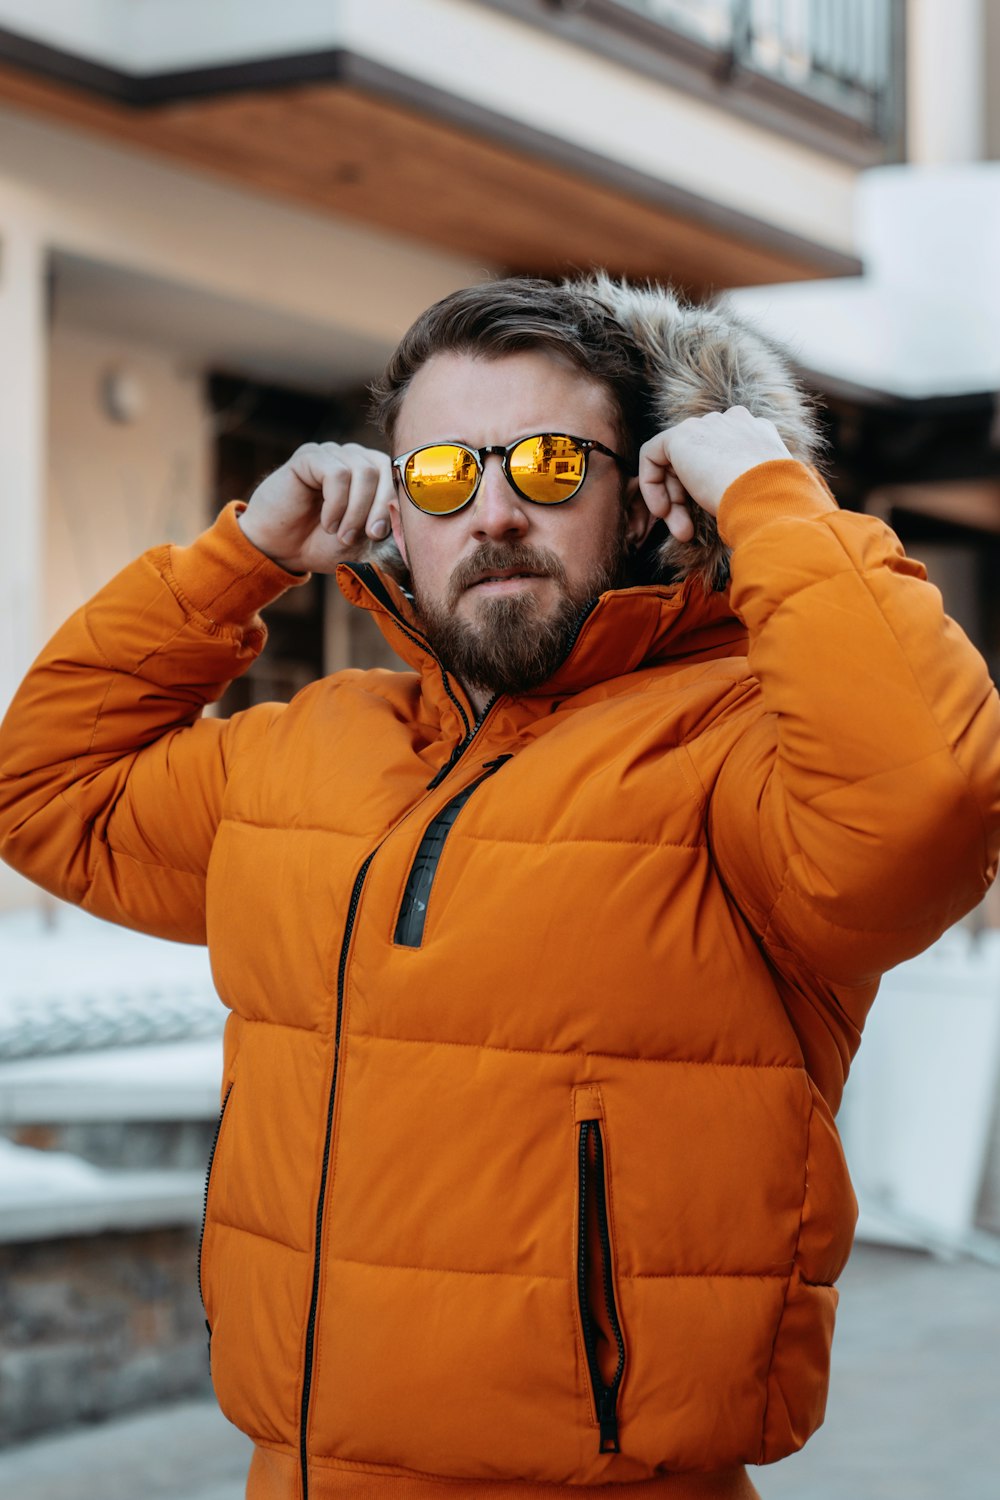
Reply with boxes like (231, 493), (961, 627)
(425, 737), (470, 790)
(597, 1388), (620, 1453)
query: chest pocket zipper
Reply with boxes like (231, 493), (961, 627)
(576, 1107), (627, 1453)
(394, 755), (512, 948)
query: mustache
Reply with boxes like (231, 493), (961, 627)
(447, 543), (568, 607)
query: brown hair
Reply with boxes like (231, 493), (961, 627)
(369, 277), (655, 466)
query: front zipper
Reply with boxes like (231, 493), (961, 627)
(299, 850), (376, 1499)
(198, 1081), (234, 1361)
(577, 1118), (626, 1453)
(395, 754), (512, 946)
(295, 581), (507, 1493)
(296, 567), (519, 1493)
(297, 713), (505, 1490)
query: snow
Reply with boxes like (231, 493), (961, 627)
(0, 1039), (225, 1123)
(0, 903), (223, 1059)
(0, 905), (225, 1237)
(0, 1137), (204, 1242)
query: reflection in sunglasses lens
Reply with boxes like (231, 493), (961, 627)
(406, 445), (479, 513)
(510, 435), (585, 504)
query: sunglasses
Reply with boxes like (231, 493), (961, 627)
(392, 432), (629, 516)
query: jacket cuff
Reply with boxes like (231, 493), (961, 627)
(716, 460), (837, 549)
(165, 501), (310, 625)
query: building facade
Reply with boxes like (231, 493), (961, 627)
(2, 0), (999, 1443)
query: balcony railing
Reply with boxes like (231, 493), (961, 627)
(488, 0), (904, 160)
(613, 0), (899, 137)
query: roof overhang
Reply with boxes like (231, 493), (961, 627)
(0, 20), (861, 293)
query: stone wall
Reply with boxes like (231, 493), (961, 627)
(7, 1120), (214, 1171)
(0, 1226), (211, 1445)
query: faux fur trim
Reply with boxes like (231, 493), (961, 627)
(578, 273), (824, 591)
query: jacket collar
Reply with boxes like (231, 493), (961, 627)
(336, 561), (746, 710)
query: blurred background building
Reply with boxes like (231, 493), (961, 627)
(1, 0), (999, 1474)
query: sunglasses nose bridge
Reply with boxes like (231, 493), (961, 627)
(472, 445), (516, 501)
(479, 445), (508, 480)
(466, 447), (532, 533)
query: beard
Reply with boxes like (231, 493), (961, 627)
(411, 512), (629, 700)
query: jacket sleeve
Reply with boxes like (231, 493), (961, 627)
(706, 460), (1000, 996)
(0, 503), (305, 943)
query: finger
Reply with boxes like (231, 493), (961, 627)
(335, 463), (382, 545)
(665, 472), (687, 511)
(661, 469), (695, 540)
(664, 500), (695, 543)
(291, 443), (334, 497)
(638, 432), (670, 484)
(366, 458), (396, 541)
(318, 463), (352, 534)
(637, 463), (670, 519)
(639, 464), (687, 521)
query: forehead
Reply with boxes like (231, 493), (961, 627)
(394, 349), (617, 450)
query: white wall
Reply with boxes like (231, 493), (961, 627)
(46, 323), (211, 636)
(907, 0), (987, 165)
(0, 108), (487, 369)
(0, 314), (211, 916)
(0, 0), (348, 71)
(0, 184), (47, 913)
(987, 0), (1000, 161)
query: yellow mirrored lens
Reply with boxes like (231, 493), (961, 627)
(404, 445), (478, 513)
(509, 435), (586, 503)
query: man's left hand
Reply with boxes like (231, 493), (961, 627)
(638, 406), (793, 541)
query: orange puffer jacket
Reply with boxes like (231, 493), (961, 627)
(2, 461), (1000, 1500)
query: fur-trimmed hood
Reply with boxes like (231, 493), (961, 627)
(580, 273), (823, 590)
(372, 274), (823, 593)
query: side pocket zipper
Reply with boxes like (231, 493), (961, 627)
(198, 1082), (234, 1355)
(577, 1115), (626, 1454)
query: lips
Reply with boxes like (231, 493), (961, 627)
(468, 570), (544, 587)
(448, 546), (565, 607)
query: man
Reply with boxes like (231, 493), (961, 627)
(2, 276), (999, 1500)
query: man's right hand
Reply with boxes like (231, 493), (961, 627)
(238, 442), (396, 574)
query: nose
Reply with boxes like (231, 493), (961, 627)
(469, 454), (530, 540)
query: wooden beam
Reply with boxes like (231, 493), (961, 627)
(0, 56), (853, 292)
